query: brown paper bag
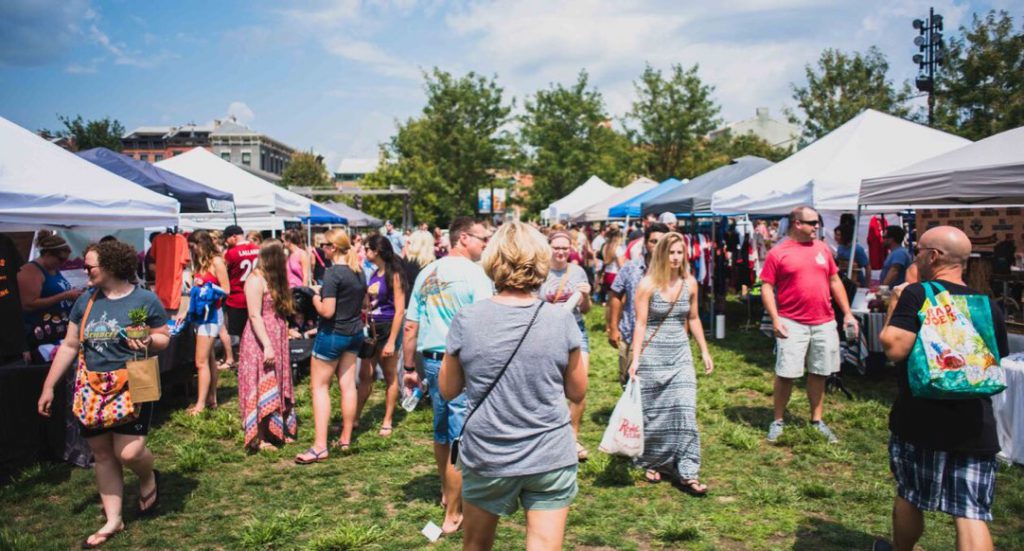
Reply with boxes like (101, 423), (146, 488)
(127, 356), (161, 403)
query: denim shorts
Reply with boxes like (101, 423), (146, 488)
(461, 464), (579, 516)
(312, 330), (364, 361)
(423, 355), (467, 445)
(576, 319), (590, 354)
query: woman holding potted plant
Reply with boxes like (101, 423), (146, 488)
(37, 240), (169, 548)
(238, 240), (298, 451)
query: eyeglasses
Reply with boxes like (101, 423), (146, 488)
(84, 264), (98, 273)
(915, 246), (945, 256)
(468, 234), (490, 244)
(648, 238), (660, 245)
(796, 220), (821, 227)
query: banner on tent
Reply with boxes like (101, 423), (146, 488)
(918, 207), (1023, 252)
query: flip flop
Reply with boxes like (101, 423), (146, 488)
(678, 479), (708, 497)
(294, 447), (329, 465)
(576, 441), (589, 462)
(80, 524), (124, 549)
(645, 470), (662, 484)
(139, 469), (160, 517)
(379, 425), (393, 438)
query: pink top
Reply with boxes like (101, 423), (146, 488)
(760, 239), (838, 326)
(287, 253), (304, 288)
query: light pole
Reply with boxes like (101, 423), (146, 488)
(913, 8), (946, 127)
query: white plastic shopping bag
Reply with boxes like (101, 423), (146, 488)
(598, 378), (645, 457)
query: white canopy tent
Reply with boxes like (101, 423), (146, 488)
(572, 177), (658, 222)
(859, 125), (1024, 208)
(711, 109), (971, 215)
(156, 148), (308, 230)
(0, 116), (180, 231)
(542, 175), (617, 221)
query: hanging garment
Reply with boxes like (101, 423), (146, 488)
(867, 216), (889, 270)
(152, 233), (189, 310)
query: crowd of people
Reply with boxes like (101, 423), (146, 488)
(10, 203), (1008, 550)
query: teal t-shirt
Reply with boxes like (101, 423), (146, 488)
(407, 256), (493, 353)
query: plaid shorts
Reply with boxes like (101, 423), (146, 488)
(889, 434), (998, 521)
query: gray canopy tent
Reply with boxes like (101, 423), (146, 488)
(850, 125), (1024, 279)
(319, 201), (383, 228)
(641, 156), (775, 217)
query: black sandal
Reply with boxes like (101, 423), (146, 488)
(678, 479), (708, 497)
(139, 470), (160, 517)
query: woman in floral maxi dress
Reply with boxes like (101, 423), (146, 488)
(239, 240), (298, 451)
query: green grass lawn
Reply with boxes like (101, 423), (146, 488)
(3, 301), (1023, 550)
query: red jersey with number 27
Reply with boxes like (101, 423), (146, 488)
(224, 243), (259, 309)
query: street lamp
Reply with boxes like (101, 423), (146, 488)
(913, 7), (945, 126)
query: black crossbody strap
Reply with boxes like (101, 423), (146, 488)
(451, 301), (543, 463)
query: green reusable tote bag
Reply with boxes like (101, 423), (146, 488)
(908, 282), (1006, 399)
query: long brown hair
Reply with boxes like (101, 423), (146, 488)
(257, 240), (294, 317)
(187, 230), (218, 274)
(649, 232), (689, 289)
(602, 226), (622, 265)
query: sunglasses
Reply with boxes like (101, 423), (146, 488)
(84, 264), (99, 273)
(915, 246), (945, 256)
(796, 219), (821, 227)
(468, 234), (490, 244)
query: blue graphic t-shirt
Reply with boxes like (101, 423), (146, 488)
(407, 256), (493, 353)
(69, 287), (168, 373)
(882, 246), (913, 286)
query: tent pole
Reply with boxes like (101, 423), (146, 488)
(848, 205), (862, 281)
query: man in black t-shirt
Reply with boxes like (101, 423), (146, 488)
(876, 226), (1006, 551)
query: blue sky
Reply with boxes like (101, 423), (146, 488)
(0, 0), (1015, 171)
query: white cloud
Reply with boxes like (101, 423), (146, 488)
(64, 56), (102, 74)
(227, 101), (256, 125)
(323, 37), (421, 80)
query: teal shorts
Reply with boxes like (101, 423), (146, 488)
(461, 464), (578, 516)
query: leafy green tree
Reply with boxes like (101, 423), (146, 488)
(934, 10), (1024, 140)
(361, 69), (514, 227)
(625, 64), (721, 181)
(519, 70), (639, 215)
(789, 47), (913, 143)
(281, 150), (332, 189)
(45, 115), (125, 151)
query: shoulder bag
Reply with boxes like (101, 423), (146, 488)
(450, 301), (544, 465)
(72, 292), (140, 429)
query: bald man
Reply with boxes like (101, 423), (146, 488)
(875, 226), (1007, 551)
(761, 206), (855, 444)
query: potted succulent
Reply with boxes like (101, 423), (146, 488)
(125, 307), (150, 340)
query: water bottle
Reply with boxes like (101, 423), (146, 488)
(402, 386), (424, 412)
(844, 321), (858, 343)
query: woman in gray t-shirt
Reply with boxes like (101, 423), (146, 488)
(540, 230), (592, 462)
(440, 222), (586, 550)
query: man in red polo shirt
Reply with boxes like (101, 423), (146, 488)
(223, 225), (259, 338)
(761, 206), (856, 444)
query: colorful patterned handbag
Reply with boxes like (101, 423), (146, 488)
(908, 282), (1007, 399)
(72, 292), (138, 429)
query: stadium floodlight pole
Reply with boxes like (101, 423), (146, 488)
(913, 8), (945, 126)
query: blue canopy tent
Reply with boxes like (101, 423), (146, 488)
(78, 147), (234, 213)
(607, 178), (687, 219)
(301, 203), (349, 225)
